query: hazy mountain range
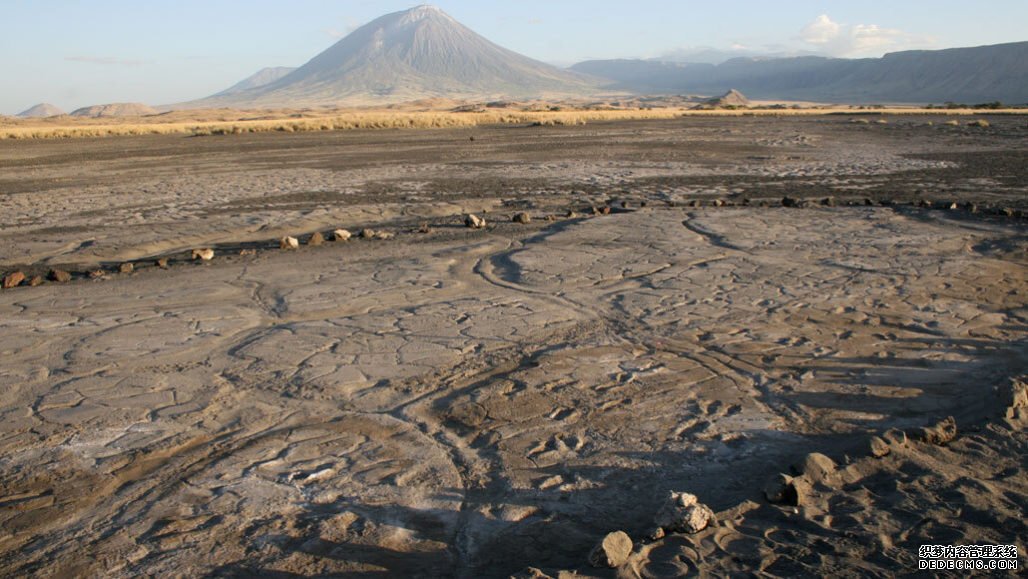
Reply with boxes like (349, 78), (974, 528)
(572, 42), (1028, 104)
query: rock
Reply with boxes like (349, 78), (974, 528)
(764, 473), (799, 504)
(588, 531), (633, 568)
(869, 436), (891, 458)
(418, 222), (431, 234)
(510, 568), (553, 579)
(359, 228), (377, 239)
(465, 214), (487, 229)
(119, 262), (134, 274)
(2, 271), (26, 289)
(280, 236), (300, 250)
(49, 269), (72, 283)
(967, 119), (990, 128)
(28, 276), (44, 287)
(373, 231), (395, 240)
(88, 269), (106, 280)
(446, 402), (488, 428)
(821, 197), (836, 207)
(647, 527), (665, 541)
(919, 416), (957, 445)
(864, 198), (875, 206)
(654, 492), (714, 534)
(192, 248), (215, 261)
(513, 212), (532, 224)
(793, 453), (836, 482)
(308, 232), (325, 246)
(713, 199), (725, 207)
(333, 229), (352, 242)
(156, 258), (170, 269)
(781, 196), (800, 208)
(882, 428), (908, 447)
(566, 210), (580, 219)
(239, 249), (257, 256)
(1003, 377), (1027, 420)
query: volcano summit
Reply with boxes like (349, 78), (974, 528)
(193, 5), (599, 108)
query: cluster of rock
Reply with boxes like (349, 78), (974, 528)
(587, 491), (715, 569)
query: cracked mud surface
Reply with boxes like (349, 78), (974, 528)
(1, 117), (1026, 577)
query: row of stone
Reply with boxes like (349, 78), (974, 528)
(0, 212), (545, 290)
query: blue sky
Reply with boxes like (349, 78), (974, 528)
(2, 0), (1025, 114)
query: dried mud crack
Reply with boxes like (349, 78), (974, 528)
(1, 117), (1026, 577)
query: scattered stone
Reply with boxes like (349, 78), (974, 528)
(967, 119), (990, 128)
(465, 214), (487, 229)
(88, 269), (106, 280)
(944, 119), (960, 126)
(689, 200), (702, 208)
(1001, 207), (1015, 217)
(864, 198), (875, 206)
(566, 210), (580, 219)
(588, 531), (633, 568)
(653, 492), (714, 534)
(308, 232), (325, 246)
(239, 249), (257, 256)
(793, 453), (836, 482)
(647, 527), (665, 541)
(919, 416), (957, 445)
(513, 212), (532, 224)
(875, 119), (889, 125)
(333, 229), (352, 242)
(192, 248), (215, 261)
(28, 276), (44, 287)
(821, 197), (836, 207)
(359, 228), (377, 239)
(418, 222), (431, 234)
(373, 230), (395, 240)
(714, 199), (725, 207)
(782, 196), (800, 208)
(49, 269), (72, 283)
(851, 118), (870, 125)
(764, 473), (799, 505)
(156, 258), (170, 269)
(2, 271), (26, 289)
(280, 236), (300, 250)
(964, 202), (978, 213)
(119, 262), (134, 274)
(869, 436), (891, 458)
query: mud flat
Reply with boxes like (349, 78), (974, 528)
(0, 116), (1026, 576)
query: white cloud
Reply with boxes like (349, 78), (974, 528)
(798, 14), (935, 57)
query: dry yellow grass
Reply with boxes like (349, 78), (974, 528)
(1, 108), (1024, 140)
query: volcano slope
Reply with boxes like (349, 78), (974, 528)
(0, 116), (1026, 576)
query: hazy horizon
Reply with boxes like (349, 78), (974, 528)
(2, 0), (1027, 114)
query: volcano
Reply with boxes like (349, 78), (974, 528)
(192, 5), (598, 108)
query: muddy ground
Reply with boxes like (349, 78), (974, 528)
(0, 116), (1026, 577)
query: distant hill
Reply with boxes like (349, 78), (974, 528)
(213, 67), (297, 97)
(572, 42), (1028, 104)
(188, 5), (599, 108)
(17, 103), (66, 118)
(69, 103), (159, 118)
(699, 89), (750, 109)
